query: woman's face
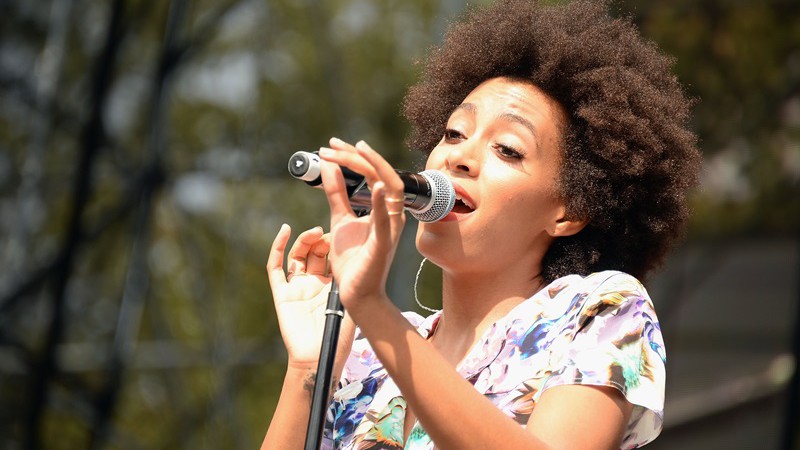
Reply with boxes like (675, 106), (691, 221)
(416, 77), (574, 277)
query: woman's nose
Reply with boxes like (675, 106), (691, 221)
(445, 141), (480, 176)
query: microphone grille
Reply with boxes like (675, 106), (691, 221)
(410, 170), (456, 223)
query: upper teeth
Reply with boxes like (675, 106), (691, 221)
(456, 193), (475, 210)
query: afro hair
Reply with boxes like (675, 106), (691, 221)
(403, 0), (701, 283)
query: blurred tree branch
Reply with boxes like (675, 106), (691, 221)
(23, 0), (128, 446)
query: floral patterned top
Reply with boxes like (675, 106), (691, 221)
(322, 271), (666, 449)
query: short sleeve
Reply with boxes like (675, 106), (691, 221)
(541, 272), (666, 449)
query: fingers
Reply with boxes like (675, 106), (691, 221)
(357, 141), (407, 238)
(320, 138), (406, 239)
(370, 182), (406, 247)
(353, 141), (405, 194)
(306, 234), (331, 276)
(320, 158), (354, 223)
(267, 223), (292, 289)
(319, 138), (403, 193)
(286, 226), (325, 277)
(320, 138), (378, 186)
(369, 182), (391, 240)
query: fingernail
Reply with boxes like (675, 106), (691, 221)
(373, 181), (385, 194)
(355, 140), (367, 150)
(330, 137), (344, 145)
(319, 147), (333, 157)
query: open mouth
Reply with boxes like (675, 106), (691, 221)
(452, 194), (475, 214)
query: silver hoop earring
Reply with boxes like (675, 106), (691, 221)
(414, 258), (441, 313)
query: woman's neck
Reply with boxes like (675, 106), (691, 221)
(430, 263), (545, 367)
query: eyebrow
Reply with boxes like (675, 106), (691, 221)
(452, 103), (538, 139)
(453, 103), (477, 116)
(498, 112), (538, 139)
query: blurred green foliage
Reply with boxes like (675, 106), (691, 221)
(0, 0), (797, 449)
(619, 0), (800, 235)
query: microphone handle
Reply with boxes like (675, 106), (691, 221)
(289, 151), (365, 197)
(289, 151), (454, 222)
(289, 151), (433, 212)
(346, 171), (433, 213)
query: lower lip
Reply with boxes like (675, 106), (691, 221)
(437, 210), (471, 222)
(438, 212), (457, 222)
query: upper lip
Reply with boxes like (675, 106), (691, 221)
(450, 180), (476, 211)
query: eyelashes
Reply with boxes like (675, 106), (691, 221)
(443, 128), (464, 142)
(443, 128), (526, 161)
(496, 144), (524, 160)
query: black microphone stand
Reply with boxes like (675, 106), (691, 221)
(304, 278), (344, 450)
(304, 207), (368, 450)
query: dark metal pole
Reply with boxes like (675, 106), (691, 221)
(304, 280), (345, 450)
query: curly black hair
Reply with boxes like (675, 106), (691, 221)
(403, 0), (701, 283)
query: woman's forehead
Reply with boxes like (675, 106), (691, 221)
(456, 77), (567, 131)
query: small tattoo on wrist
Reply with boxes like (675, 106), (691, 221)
(302, 371), (340, 402)
(303, 371), (316, 395)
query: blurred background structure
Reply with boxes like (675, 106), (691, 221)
(0, 0), (797, 448)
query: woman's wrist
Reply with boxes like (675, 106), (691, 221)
(342, 292), (393, 324)
(284, 361), (344, 403)
(285, 362), (316, 384)
(283, 363), (318, 399)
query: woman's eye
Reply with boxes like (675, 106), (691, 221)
(497, 144), (523, 160)
(444, 128), (464, 141)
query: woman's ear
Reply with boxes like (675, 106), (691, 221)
(547, 205), (588, 237)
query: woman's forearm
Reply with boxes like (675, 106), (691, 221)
(349, 297), (546, 450)
(261, 365), (316, 450)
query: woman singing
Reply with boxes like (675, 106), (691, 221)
(262, 0), (700, 448)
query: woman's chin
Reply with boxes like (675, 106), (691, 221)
(415, 227), (466, 272)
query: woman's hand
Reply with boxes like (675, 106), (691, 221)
(263, 225), (356, 450)
(267, 224), (354, 370)
(318, 138), (407, 314)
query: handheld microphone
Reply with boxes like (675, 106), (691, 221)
(288, 151), (456, 223)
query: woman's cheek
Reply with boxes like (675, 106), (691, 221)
(425, 145), (449, 169)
